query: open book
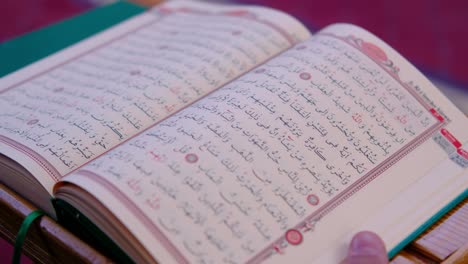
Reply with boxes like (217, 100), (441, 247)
(1, 1), (467, 263)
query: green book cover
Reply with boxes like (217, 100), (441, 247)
(0, 1), (145, 77)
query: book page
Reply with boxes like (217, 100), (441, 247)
(271, 25), (468, 264)
(313, 161), (468, 263)
(58, 23), (468, 263)
(0, 0), (310, 194)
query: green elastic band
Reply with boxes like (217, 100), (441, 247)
(12, 210), (45, 264)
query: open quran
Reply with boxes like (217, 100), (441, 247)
(1, 1), (467, 263)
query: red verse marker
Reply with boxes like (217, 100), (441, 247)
(285, 229), (303, 245)
(307, 194), (319, 206)
(299, 72), (311, 80)
(185, 153), (199, 163)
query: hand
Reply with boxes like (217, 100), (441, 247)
(341, 231), (388, 264)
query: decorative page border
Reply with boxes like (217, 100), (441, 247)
(0, 135), (61, 181)
(0, 7), (297, 183)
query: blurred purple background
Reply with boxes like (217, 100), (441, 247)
(2, 0), (468, 90)
(241, 0), (468, 90)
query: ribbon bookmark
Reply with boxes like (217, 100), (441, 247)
(12, 210), (46, 264)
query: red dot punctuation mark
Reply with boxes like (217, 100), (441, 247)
(395, 115), (408, 125)
(307, 194), (319, 206)
(352, 113), (363, 124)
(273, 245), (284, 254)
(148, 149), (164, 162)
(299, 72), (311, 80)
(185, 153), (199, 163)
(285, 229), (303, 245)
(164, 104), (176, 113)
(145, 194), (160, 210)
